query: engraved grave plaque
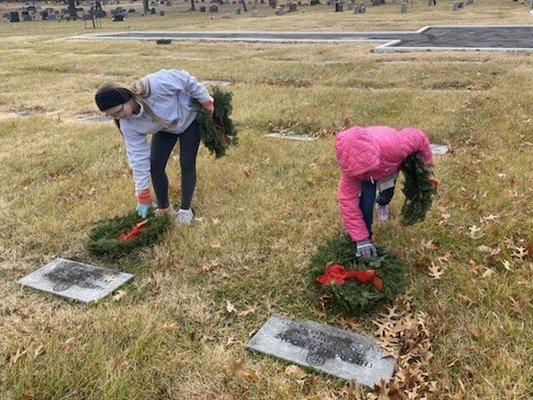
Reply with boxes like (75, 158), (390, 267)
(247, 315), (395, 386)
(18, 258), (133, 303)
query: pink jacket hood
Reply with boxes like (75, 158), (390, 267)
(335, 127), (381, 178)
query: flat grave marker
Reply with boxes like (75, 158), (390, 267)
(247, 314), (395, 387)
(430, 143), (450, 155)
(265, 132), (317, 141)
(18, 258), (133, 303)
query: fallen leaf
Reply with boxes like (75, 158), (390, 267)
(62, 337), (75, 349)
(225, 300), (236, 314)
(112, 290), (126, 301)
(237, 305), (257, 317)
(436, 252), (452, 263)
(339, 316), (360, 331)
(501, 260), (512, 271)
(162, 323), (180, 332)
(285, 365), (306, 380)
(33, 345), (44, 359)
(511, 246), (528, 261)
(481, 268), (496, 278)
(8, 348), (27, 366)
(468, 225), (483, 239)
(421, 239), (438, 250)
(428, 263), (444, 280)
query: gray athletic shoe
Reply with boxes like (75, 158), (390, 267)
(175, 208), (194, 225)
(376, 205), (390, 221)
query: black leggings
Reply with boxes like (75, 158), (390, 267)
(150, 120), (200, 210)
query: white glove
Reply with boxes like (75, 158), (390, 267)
(356, 239), (377, 259)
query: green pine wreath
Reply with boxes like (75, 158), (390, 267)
(86, 212), (170, 258)
(193, 86), (238, 158)
(400, 153), (437, 226)
(310, 234), (407, 317)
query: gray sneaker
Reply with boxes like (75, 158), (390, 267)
(376, 205), (390, 221)
(175, 208), (194, 225)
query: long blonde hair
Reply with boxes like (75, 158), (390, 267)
(95, 77), (166, 132)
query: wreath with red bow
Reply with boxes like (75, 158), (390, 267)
(86, 212), (170, 258)
(310, 234), (407, 316)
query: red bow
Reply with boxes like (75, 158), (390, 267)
(317, 264), (383, 291)
(119, 220), (148, 241)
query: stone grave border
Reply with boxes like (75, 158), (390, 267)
(374, 25), (533, 53)
(70, 25), (533, 53)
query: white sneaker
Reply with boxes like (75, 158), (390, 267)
(175, 208), (194, 225)
(376, 205), (390, 221)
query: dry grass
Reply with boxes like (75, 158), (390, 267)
(1, 2), (532, 399)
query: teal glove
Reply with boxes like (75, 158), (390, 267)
(136, 202), (156, 218)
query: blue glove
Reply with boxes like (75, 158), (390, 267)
(356, 239), (377, 259)
(136, 202), (156, 218)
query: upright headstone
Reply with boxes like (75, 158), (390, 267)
(275, 4), (285, 14)
(465, 0), (473, 5)
(427, 0), (436, 5)
(251, 7), (258, 16)
(452, 1), (458, 11)
(400, 1), (408, 12)
(335, 0), (343, 12)
(209, 4), (219, 12)
(269, 0), (277, 7)
(9, 11), (20, 22)
(247, 315), (395, 387)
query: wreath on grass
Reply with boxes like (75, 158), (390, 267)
(400, 153), (437, 226)
(86, 212), (170, 258)
(193, 86), (238, 158)
(310, 234), (407, 317)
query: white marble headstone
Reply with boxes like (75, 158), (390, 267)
(18, 258), (133, 303)
(247, 315), (395, 387)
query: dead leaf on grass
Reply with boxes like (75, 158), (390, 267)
(225, 300), (237, 314)
(112, 290), (126, 301)
(8, 348), (27, 366)
(285, 365), (306, 380)
(428, 263), (444, 280)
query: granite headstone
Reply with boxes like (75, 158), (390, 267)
(247, 315), (395, 386)
(18, 258), (133, 303)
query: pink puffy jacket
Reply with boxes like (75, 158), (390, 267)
(335, 126), (433, 242)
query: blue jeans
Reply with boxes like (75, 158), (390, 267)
(359, 181), (395, 239)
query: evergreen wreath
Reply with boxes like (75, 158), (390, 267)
(193, 86), (238, 158)
(310, 234), (407, 317)
(400, 153), (437, 226)
(86, 212), (170, 258)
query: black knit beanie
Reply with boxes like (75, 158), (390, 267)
(95, 88), (133, 111)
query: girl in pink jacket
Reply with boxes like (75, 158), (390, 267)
(335, 126), (434, 258)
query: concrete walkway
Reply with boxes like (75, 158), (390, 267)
(71, 25), (533, 52)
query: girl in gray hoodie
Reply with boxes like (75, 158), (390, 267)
(95, 69), (214, 225)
